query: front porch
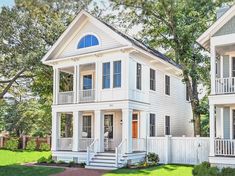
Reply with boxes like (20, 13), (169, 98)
(51, 108), (148, 167)
(209, 104), (235, 166)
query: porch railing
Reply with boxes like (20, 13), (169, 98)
(133, 138), (146, 152)
(79, 89), (95, 103)
(87, 138), (98, 165)
(79, 138), (94, 151)
(58, 138), (73, 151)
(115, 139), (127, 167)
(214, 139), (235, 156)
(58, 91), (74, 104)
(215, 77), (235, 94)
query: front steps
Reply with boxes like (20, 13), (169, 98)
(85, 152), (125, 170)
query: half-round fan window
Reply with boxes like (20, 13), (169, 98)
(77, 34), (99, 49)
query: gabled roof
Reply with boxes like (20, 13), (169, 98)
(42, 10), (181, 69)
(197, 4), (235, 50)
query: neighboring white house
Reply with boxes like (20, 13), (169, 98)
(197, 4), (235, 168)
(42, 10), (193, 169)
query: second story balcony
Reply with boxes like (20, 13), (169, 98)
(215, 77), (235, 94)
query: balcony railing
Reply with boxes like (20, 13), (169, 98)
(58, 91), (74, 104)
(58, 138), (73, 151)
(215, 139), (235, 156)
(79, 89), (95, 103)
(215, 77), (235, 94)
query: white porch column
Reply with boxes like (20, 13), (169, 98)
(230, 107), (233, 140)
(122, 108), (133, 153)
(73, 65), (78, 103)
(210, 45), (216, 94)
(51, 111), (60, 151)
(209, 104), (215, 156)
(221, 108), (224, 138)
(94, 110), (104, 152)
(72, 111), (80, 151)
(53, 68), (60, 105)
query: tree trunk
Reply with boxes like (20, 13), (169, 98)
(194, 112), (201, 136)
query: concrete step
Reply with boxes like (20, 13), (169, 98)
(85, 165), (117, 170)
(89, 162), (117, 167)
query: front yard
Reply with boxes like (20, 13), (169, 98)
(104, 164), (193, 176)
(0, 149), (194, 176)
(0, 150), (64, 176)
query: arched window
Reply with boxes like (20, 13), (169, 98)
(77, 34), (99, 49)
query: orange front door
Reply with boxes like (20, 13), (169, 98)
(132, 121), (138, 138)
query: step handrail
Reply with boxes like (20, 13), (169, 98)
(115, 139), (127, 167)
(87, 138), (98, 165)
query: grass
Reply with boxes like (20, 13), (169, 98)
(0, 150), (51, 166)
(0, 150), (64, 176)
(104, 164), (194, 176)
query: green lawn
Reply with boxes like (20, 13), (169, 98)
(0, 150), (64, 176)
(104, 164), (194, 176)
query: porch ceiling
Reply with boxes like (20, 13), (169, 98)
(216, 43), (235, 55)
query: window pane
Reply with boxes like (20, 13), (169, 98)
(77, 35), (99, 49)
(150, 114), (155, 137)
(137, 63), (141, 90)
(113, 61), (121, 88)
(83, 75), (92, 90)
(165, 116), (170, 135)
(104, 115), (113, 138)
(103, 62), (110, 89)
(165, 75), (170, 95)
(83, 116), (91, 138)
(150, 69), (156, 91)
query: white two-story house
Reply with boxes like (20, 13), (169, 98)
(197, 4), (235, 168)
(42, 10), (193, 169)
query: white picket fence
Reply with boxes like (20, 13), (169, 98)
(147, 136), (210, 165)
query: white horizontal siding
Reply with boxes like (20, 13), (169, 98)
(56, 20), (123, 59)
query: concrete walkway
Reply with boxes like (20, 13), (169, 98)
(50, 167), (108, 176)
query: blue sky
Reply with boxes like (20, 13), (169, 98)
(0, 0), (14, 7)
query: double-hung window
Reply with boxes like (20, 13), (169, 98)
(150, 69), (156, 91)
(165, 75), (170, 95)
(136, 63), (142, 90)
(150, 114), (156, 137)
(232, 57), (235, 77)
(113, 61), (121, 88)
(165, 116), (170, 135)
(102, 62), (110, 89)
(83, 116), (92, 138)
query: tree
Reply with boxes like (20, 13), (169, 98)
(110, 0), (233, 136)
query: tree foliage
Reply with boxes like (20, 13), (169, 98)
(110, 0), (233, 135)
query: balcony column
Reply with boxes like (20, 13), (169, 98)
(73, 65), (79, 103)
(95, 61), (100, 102)
(210, 45), (216, 94)
(122, 108), (133, 153)
(94, 110), (104, 152)
(230, 107), (233, 140)
(209, 104), (215, 156)
(53, 68), (60, 105)
(51, 111), (61, 151)
(72, 111), (80, 151)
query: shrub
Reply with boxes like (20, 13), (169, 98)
(68, 161), (75, 167)
(26, 140), (37, 151)
(57, 160), (66, 164)
(147, 153), (159, 164)
(4, 138), (19, 151)
(39, 143), (50, 151)
(47, 159), (55, 164)
(37, 156), (48, 163)
(220, 167), (235, 176)
(80, 162), (86, 168)
(193, 162), (219, 176)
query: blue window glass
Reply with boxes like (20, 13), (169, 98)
(102, 62), (110, 89)
(77, 35), (99, 49)
(113, 61), (121, 88)
(83, 75), (92, 90)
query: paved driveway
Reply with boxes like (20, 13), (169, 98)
(51, 167), (108, 176)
